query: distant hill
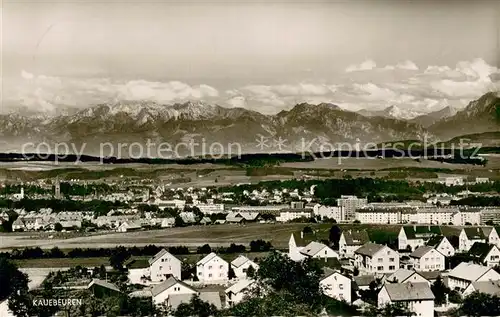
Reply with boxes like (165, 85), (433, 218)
(411, 106), (458, 127)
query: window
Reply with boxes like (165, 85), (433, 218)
(339, 284), (344, 290)
(377, 266), (383, 271)
(389, 266), (395, 270)
(378, 258), (383, 263)
(220, 265), (223, 269)
(209, 273), (212, 277)
(209, 265), (212, 269)
(389, 258), (394, 262)
(159, 266), (162, 270)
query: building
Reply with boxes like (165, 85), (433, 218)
(151, 277), (197, 306)
(231, 255), (259, 279)
(447, 262), (500, 292)
(398, 225), (442, 251)
(468, 243), (500, 267)
(339, 230), (370, 258)
(320, 268), (352, 304)
(226, 212), (261, 223)
(482, 226), (500, 246)
(355, 208), (401, 224)
(126, 259), (150, 285)
(149, 249), (182, 282)
(337, 195), (367, 221)
(225, 279), (256, 306)
(409, 246), (445, 272)
(378, 282), (435, 317)
(288, 233), (306, 262)
(300, 241), (339, 259)
(480, 208), (500, 225)
(385, 269), (429, 285)
(425, 235), (455, 257)
(11, 218), (26, 231)
(463, 280), (500, 297)
(117, 220), (142, 233)
(195, 203), (225, 215)
(313, 205), (344, 221)
(276, 209), (312, 222)
(354, 243), (399, 275)
(459, 227), (488, 252)
(196, 252), (229, 284)
(88, 279), (121, 298)
(442, 176), (465, 186)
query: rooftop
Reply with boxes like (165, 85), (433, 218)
(383, 282), (435, 301)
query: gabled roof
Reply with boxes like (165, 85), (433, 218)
(320, 267), (348, 281)
(468, 242), (497, 262)
(353, 275), (376, 287)
(425, 235), (447, 247)
(197, 252), (225, 265)
(383, 282), (434, 301)
(417, 271), (441, 281)
(402, 226), (442, 239)
(88, 279), (121, 293)
(410, 246), (435, 259)
(300, 241), (330, 257)
(448, 262), (493, 282)
(231, 255), (251, 268)
(387, 269), (422, 284)
(462, 227), (486, 240)
(342, 230), (370, 246)
(149, 249), (180, 265)
(126, 258), (150, 269)
(151, 276), (195, 297)
(470, 280), (500, 296)
(225, 279), (255, 294)
(354, 243), (387, 257)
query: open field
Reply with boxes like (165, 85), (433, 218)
(0, 223), (464, 252)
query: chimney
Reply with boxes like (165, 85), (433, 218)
(413, 225), (416, 231)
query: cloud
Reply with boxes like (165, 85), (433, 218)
(383, 60), (419, 71)
(345, 59), (377, 73)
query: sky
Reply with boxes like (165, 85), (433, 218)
(2, 0), (500, 115)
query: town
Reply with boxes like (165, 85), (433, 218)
(1, 175), (500, 316)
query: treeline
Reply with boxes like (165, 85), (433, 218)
(450, 196), (500, 207)
(1, 240), (274, 260)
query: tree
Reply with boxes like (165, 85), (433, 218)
(378, 302), (415, 317)
(329, 225), (342, 249)
(431, 276), (449, 305)
(0, 257), (28, 301)
(109, 247), (130, 271)
(460, 292), (500, 317)
(246, 265), (256, 279)
(486, 220), (495, 226)
(174, 216), (186, 228)
(54, 223), (63, 232)
(174, 294), (218, 317)
(197, 244), (212, 254)
(228, 267), (236, 280)
(303, 226), (313, 235)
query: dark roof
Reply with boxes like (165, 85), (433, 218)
(126, 258), (150, 269)
(468, 242), (496, 261)
(425, 235), (446, 247)
(402, 226), (442, 239)
(353, 275), (376, 287)
(416, 271), (442, 281)
(383, 282), (435, 301)
(410, 246), (435, 259)
(342, 230), (370, 246)
(463, 227), (486, 240)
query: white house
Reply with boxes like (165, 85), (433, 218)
(468, 243), (500, 267)
(398, 226), (442, 251)
(231, 255), (259, 279)
(151, 277), (197, 306)
(385, 269), (430, 286)
(482, 227), (500, 247)
(225, 279), (256, 306)
(117, 220), (142, 232)
(339, 230), (370, 259)
(276, 210), (312, 222)
(149, 249), (182, 282)
(447, 262), (500, 292)
(425, 236), (455, 257)
(463, 280), (500, 297)
(378, 282), (435, 317)
(320, 268), (352, 304)
(409, 246), (445, 272)
(126, 259), (150, 285)
(354, 243), (399, 275)
(459, 227), (487, 252)
(300, 241), (339, 259)
(196, 252), (229, 284)
(11, 218), (26, 231)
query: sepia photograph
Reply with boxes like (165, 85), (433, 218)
(1, 0), (500, 316)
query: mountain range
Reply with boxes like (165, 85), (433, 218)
(0, 92), (499, 156)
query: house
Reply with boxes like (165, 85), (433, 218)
(447, 262), (500, 292)
(385, 269), (429, 286)
(320, 267), (352, 304)
(300, 241), (339, 259)
(179, 211), (197, 224)
(165, 291), (222, 310)
(199, 217), (212, 225)
(468, 243), (500, 267)
(226, 212), (261, 223)
(160, 218), (175, 228)
(416, 271), (442, 285)
(378, 282), (435, 317)
(463, 280), (500, 297)
(126, 259), (150, 285)
(353, 275), (377, 292)
(459, 227), (487, 252)
(225, 279), (256, 306)
(151, 276), (197, 306)
(398, 226), (442, 251)
(482, 226), (500, 247)
(11, 218), (26, 232)
(425, 235), (455, 257)
(231, 255), (259, 279)
(88, 279), (121, 298)
(117, 220), (142, 233)
(339, 230), (370, 258)
(409, 246), (445, 272)
(354, 243), (399, 275)
(149, 249), (182, 281)
(196, 252), (229, 284)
